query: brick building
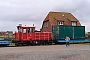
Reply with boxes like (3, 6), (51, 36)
(41, 12), (81, 32)
(0, 31), (13, 36)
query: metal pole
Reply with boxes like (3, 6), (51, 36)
(73, 26), (74, 39)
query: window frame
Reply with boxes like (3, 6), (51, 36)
(23, 28), (26, 34)
(58, 21), (64, 25)
(72, 21), (77, 26)
(28, 28), (34, 33)
(44, 21), (49, 27)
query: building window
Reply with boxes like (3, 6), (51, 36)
(44, 21), (48, 27)
(58, 21), (63, 25)
(46, 21), (48, 27)
(72, 22), (76, 26)
(44, 22), (46, 27)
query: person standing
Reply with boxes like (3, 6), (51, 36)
(65, 35), (70, 47)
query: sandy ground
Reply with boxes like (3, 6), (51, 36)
(0, 44), (90, 60)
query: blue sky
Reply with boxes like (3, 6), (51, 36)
(0, 0), (90, 32)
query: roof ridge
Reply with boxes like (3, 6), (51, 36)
(49, 11), (71, 14)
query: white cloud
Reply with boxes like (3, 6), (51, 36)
(0, 0), (90, 32)
(53, 0), (90, 32)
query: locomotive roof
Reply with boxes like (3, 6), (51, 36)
(17, 26), (35, 28)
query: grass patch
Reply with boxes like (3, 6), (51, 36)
(0, 35), (14, 40)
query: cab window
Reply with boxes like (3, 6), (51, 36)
(23, 28), (26, 34)
(28, 28), (34, 33)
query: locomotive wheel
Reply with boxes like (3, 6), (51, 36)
(31, 41), (34, 46)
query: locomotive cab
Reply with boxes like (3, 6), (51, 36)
(15, 25), (35, 41)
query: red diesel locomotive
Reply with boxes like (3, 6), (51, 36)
(14, 24), (52, 45)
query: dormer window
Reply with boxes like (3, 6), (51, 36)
(72, 21), (77, 26)
(58, 21), (63, 25)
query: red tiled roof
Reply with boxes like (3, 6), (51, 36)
(44, 12), (79, 21)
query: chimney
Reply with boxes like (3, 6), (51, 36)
(19, 24), (22, 26)
(33, 24), (34, 26)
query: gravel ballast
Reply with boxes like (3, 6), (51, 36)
(0, 44), (90, 60)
